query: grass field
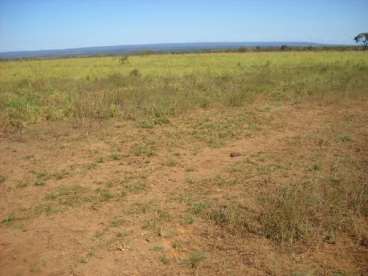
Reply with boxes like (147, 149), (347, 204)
(1, 51), (367, 129)
(0, 51), (368, 275)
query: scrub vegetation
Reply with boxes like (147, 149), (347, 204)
(0, 51), (367, 275)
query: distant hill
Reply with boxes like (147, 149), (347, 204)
(0, 42), (325, 59)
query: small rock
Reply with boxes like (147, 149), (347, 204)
(230, 152), (242, 158)
(116, 244), (126, 251)
(360, 237), (368, 248)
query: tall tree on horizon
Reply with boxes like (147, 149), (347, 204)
(354, 33), (368, 50)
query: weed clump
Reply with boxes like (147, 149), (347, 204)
(129, 69), (141, 78)
(259, 180), (368, 245)
(259, 184), (315, 244)
(119, 56), (129, 65)
(181, 251), (207, 269)
(208, 204), (257, 235)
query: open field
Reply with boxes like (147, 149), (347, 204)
(0, 51), (368, 275)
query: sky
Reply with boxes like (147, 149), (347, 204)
(0, 0), (367, 52)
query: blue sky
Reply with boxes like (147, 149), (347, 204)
(0, 0), (367, 52)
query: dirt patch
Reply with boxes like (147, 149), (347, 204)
(1, 102), (368, 275)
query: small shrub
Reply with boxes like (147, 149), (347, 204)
(183, 214), (194, 225)
(182, 251), (207, 269)
(129, 69), (141, 78)
(191, 202), (210, 215)
(110, 153), (122, 161)
(119, 56), (129, 65)
(160, 255), (170, 265)
(130, 142), (155, 157)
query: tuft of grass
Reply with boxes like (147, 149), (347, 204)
(95, 188), (114, 202)
(118, 56), (129, 65)
(159, 255), (170, 265)
(171, 240), (183, 250)
(165, 157), (177, 167)
(151, 245), (164, 252)
(52, 169), (70, 180)
(95, 157), (104, 164)
(208, 204), (257, 235)
(32, 171), (51, 187)
(142, 208), (171, 236)
(191, 114), (249, 147)
(130, 141), (156, 157)
(34, 179), (46, 186)
(259, 184), (315, 245)
(259, 179), (368, 245)
(110, 217), (125, 227)
(208, 175), (239, 187)
(33, 204), (60, 216)
(44, 185), (93, 207)
(125, 202), (153, 215)
(183, 214), (195, 225)
(337, 134), (353, 143)
(16, 181), (28, 189)
(129, 68), (141, 77)
(182, 251), (207, 269)
(1, 213), (16, 225)
(191, 202), (210, 216)
(110, 153), (122, 161)
(122, 179), (147, 194)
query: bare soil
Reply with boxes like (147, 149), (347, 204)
(1, 102), (367, 275)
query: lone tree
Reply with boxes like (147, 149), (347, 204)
(354, 33), (368, 49)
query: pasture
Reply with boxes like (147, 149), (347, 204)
(0, 51), (367, 275)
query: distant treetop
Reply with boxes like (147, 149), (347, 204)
(354, 33), (368, 49)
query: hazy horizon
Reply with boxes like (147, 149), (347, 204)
(0, 40), (335, 54)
